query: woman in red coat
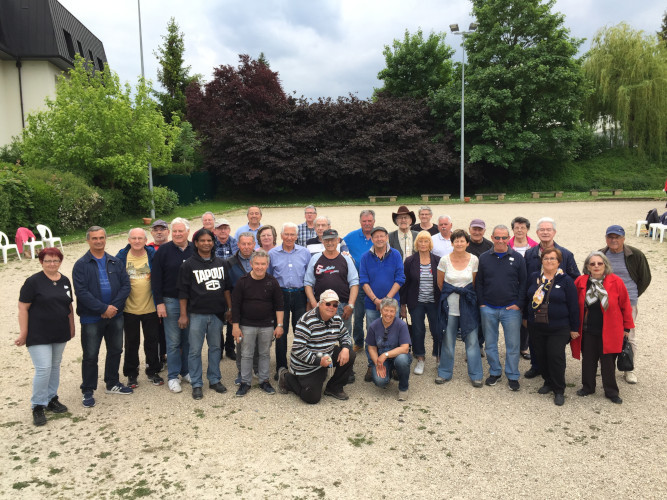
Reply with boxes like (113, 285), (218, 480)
(572, 251), (634, 404)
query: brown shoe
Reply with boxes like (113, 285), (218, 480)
(353, 345), (363, 352)
(364, 366), (373, 382)
(323, 388), (349, 401)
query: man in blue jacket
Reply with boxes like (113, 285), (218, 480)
(475, 225), (527, 391)
(73, 226), (132, 408)
(523, 217), (580, 378)
(359, 226), (406, 382)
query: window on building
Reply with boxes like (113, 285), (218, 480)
(97, 58), (104, 71)
(77, 40), (84, 58)
(63, 30), (75, 59)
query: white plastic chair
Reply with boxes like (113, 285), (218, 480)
(0, 231), (22, 263)
(36, 224), (63, 251)
(635, 220), (648, 237)
(24, 237), (45, 259)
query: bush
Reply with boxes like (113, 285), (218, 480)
(138, 186), (179, 217)
(0, 163), (33, 232)
(98, 189), (128, 226)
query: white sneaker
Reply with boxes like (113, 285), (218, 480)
(414, 359), (425, 375)
(624, 371), (637, 384)
(168, 379), (182, 393)
(182, 373), (192, 384)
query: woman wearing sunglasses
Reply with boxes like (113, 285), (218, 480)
(571, 251), (634, 404)
(525, 248), (579, 405)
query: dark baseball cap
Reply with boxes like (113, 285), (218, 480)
(151, 219), (168, 229)
(470, 219), (486, 229)
(606, 225), (625, 237)
(322, 229), (339, 240)
(370, 226), (388, 236)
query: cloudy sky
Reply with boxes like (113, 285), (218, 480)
(59, 0), (664, 100)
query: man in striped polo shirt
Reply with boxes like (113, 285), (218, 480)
(278, 290), (355, 403)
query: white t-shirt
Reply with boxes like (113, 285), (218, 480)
(437, 253), (479, 316)
(432, 233), (453, 258)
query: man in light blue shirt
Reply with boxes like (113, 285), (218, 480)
(234, 206), (263, 241)
(343, 209), (375, 351)
(268, 222), (311, 379)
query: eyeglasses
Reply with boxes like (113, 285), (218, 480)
(606, 235), (622, 240)
(493, 236), (509, 241)
(43, 260), (61, 264)
(542, 257), (558, 261)
(588, 262), (604, 267)
(324, 301), (339, 308)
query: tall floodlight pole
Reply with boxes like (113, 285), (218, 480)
(138, 0), (155, 219)
(449, 23), (477, 201)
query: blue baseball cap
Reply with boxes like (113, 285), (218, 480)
(605, 225), (625, 237)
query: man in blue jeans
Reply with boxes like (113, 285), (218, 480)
(73, 226), (132, 408)
(151, 217), (195, 394)
(359, 226), (405, 382)
(475, 224), (527, 391)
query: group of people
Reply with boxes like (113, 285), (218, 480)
(16, 204), (651, 426)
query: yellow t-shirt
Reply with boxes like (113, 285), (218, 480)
(125, 252), (156, 315)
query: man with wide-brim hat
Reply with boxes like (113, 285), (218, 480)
(389, 206), (419, 262)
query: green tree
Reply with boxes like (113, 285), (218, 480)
(659, 11), (667, 43)
(21, 57), (179, 194)
(431, 0), (587, 173)
(257, 51), (270, 68)
(583, 23), (667, 160)
(375, 28), (454, 99)
(154, 18), (195, 123)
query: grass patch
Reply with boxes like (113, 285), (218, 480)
(348, 433), (374, 447)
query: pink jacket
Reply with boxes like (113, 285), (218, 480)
(15, 227), (36, 253)
(509, 235), (538, 249)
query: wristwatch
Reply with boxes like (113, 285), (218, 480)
(277, 323), (284, 327)
(347, 304), (354, 310)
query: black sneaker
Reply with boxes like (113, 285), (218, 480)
(323, 388), (349, 401)
(236, 382), (251, 397)
(348, 371), (356, 384)
(209, 382), (227, 394)
(554, 393), (565, 406)
(537, 384), (553, 395)
(277, 367), (289, 394)
(128, 376), (138, 389)
(46, 396), (68, 413)
(32, 405), (46, 426)
(576, 388), (592, 397)
(259, 381), (276, 395)
(147, 373), (164, 386)
(508, 379), (520, 391)
(608, 395), (623, 404)
(524, 367), (540, 379)
(192, 387), (203, 400)
(485, 374), (501, 386)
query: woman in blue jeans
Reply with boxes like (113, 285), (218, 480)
(16, 248), (75, 426)
(400, 231), (440, 376)
(436, 230), (483, 387)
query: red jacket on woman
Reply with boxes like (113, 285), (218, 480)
(571, 274), (634, 359)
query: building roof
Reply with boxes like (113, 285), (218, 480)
(0, 0), (107, 71)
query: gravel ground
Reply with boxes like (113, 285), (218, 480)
(0, 200), (665, 499)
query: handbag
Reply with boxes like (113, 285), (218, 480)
(617, 336), (634, 371)
(534, 282), (553, 324)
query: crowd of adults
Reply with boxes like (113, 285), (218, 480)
(16, 204), (651, 426)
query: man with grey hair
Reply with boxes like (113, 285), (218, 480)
(344, 209), (376, 352)
(431, 215), (454, 258)
(268, 222), (311, 379)
(151, 217), (195, 393)
(201, 212), (216, 232)
(412, 206), (438, 236)
(475, 224), (527, 391)
(234, 206), (263, 240)
(523, 217), (579, 379)
(116, 228), (162, 388)
(73, 226), (132, 408)
(297, 205), (318, 247)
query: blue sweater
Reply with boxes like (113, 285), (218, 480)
(359, 247), (405, 309)
(524, 242), (580, 280)
(476, 247), (528, 309)
(525, 272), (580, 331)
(151, 241), (195, 304)
(437, 282), (479, 341)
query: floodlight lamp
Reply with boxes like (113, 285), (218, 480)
(449, 24), (459, 32)
(469, 22), (478, 31)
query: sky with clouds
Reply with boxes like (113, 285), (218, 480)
(59, 0), (665, 100)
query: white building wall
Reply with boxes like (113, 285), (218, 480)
(0, 60), (62, 147)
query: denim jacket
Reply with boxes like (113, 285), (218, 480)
(72, 250), (131, 317)
(437, 282), (479, 342)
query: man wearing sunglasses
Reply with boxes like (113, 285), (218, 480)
(600, 225), (651, 384)
(523, 217), (580, 379)
(476, 225), (527, 391)
(278, 290), (355, 403)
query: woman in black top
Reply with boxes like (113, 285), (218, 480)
(16, 248), (75, 426)
(525, 248), (579, 406)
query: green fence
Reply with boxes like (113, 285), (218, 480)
(154, 172), (217, 205)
